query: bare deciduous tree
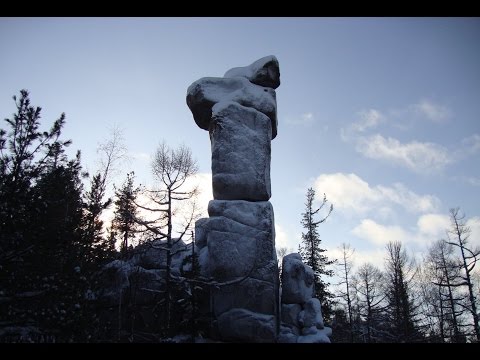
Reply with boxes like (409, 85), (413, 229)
(134, 141), (200, 337)
(445, 208), (480, 341)
(336, 243), (356, 342)
(353, 263), (386, 343)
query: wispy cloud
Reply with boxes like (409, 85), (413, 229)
(455, 175), (480, 187)
(461, 133), (480, 154)
(313, 172), (440, 216)
(339, 101), (461, 173)
(355, 134), (452, 173)
(351, 109), (384, 132)
(413, 99), (450, 123)
(351, 213), (451, 248)
(285, 112), (316, 126)
(131, 151), (151, 163)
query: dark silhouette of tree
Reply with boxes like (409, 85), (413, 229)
(298, 187), (335, 321)
(134, 142), (199, 337)
(384, 241), (423, 342)
(0, 89), (97, 341)
(82, 127), (127, 263)
(445, 208), (480, 341)
(354, 263), (387, 342)
(335, 243), (356, 341)
(0, 89), (72, 271)
(111, 171), (139, 255)
(423, 240), (467, 342)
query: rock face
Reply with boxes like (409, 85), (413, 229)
(187, 56), (331, 343)
(281, 253), (314, 304)
(94, 240), (193, 340)
(210, 102), (272, 201)
(187, 56), (279, 139)
(187, 56), (280, 342)
(224, 55), (281, 89)
(278, 253), (332, 343)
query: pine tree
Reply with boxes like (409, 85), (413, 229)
(384, 240), (423, 342)
(82, 172), (113, 263)
(111, 172), (139, 255)
(0, 89), (95, 341)
(298, 187), (335, 321)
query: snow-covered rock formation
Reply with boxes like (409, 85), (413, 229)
(187, 56), (280, 342)
(279, 253), (332, 343)
(187, 56), (331, 343)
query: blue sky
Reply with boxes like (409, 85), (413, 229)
(1, 17), (479, 270)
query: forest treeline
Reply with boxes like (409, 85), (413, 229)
(0, 90), (478, 343)
(288, 178), (480, 344)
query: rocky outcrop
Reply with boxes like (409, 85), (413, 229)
(210, 102), (272, 201)
(187, 56), (280, 342)
(94, 240), (192, 340)
(278, 253), (332, 343)
(187, 56), (331, 343)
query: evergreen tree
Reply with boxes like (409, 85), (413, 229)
(81, 172), (113, 263)
(111, 172), (139, 255)
(0, 90), (95, 341)
(384, 241), (423, 342)
(0, 89), (72, 270)
(298, 187), (335, 321)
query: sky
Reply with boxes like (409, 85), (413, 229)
(1, 17), (479, 273)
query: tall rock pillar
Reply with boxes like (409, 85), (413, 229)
(186, 56), (280, 342)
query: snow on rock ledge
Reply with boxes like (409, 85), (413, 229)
(224, 55), (280, 89)
(186, 65), (279, 139)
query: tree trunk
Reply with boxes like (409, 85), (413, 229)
(452, 215), (480, 341)
(165, 188), (173, 337)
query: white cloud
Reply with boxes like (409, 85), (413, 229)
(313, 172), (439, 215)
(356, 134), (452, 173)
(352, 219), (411, 246)
(353, 248), (388, 270)
(417, 213), (450, 239)
(314, 173), (379, 214)
(180, 172), (213, 219)
(414, 100), (450, 123)
(466, 216), (480, 248)
(461, 133), (480, 155)
(339, 101), (466, 173)
(350, 213), (477, 252)
(453, 175), (480, 187)
(377, 183), (440, 213)
(286, 112), (316, 126)
(275, 223), (289, 249)
(340, 109), (383, 141)
(465, 176), (480, 187)
(351, 109), (384, 132)
(131, 151), (151, 163)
